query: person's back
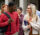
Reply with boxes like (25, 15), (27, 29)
(5, 2), (20, 35)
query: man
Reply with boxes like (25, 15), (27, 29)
(5, 2), (20, 35)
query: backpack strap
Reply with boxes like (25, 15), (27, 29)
(3, 12), (11, 32)
(3, 12), (11, 19)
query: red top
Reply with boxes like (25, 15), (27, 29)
(0, 13), (9, 27)
(5, 12), (20, 34)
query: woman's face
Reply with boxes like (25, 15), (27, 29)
(4, 5), (7, 11)
(17, 9), (22, 14)
(26, 5), (32, 13)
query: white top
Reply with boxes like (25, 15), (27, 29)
(30, 16), (40, 34)
(22, 14), (40, 34)
(22, 14), (30, 35)
(22, 14), (30, 31)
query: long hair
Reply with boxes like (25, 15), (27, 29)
(30, 4), (37, 15)
(30, 4), (38, 22)
(27, 4), (38, 21)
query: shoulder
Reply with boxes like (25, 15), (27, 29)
(3, 13), (8, 18)
(20, 14), (24, 17)
(13, 12), (18, 15)
(2, 13), (6, 16)
(37, 15), (40, 20)
(13, 12), (19, 18)
(23, 14), (28, 20)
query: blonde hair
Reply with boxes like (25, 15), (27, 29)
(30, 4), (37, 14)
(27, 4), (37, 17)
(29, 4), (38, 21)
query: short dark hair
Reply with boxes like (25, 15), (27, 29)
(8, 2), (15, 7)
(17, 7), (22, 11)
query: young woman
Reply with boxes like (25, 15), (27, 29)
(29, 4), (40, 35)
(22, 4), (32, 35)
(17, 7), (24, 35)
(22, 4), (40, 35)
(0, 3), (9, 35)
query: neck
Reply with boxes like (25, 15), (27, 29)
(18, 12), (21, 15)
(29, 13), (32, 17)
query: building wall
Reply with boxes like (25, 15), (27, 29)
(5, 0), (12, 5)
(19, 0), (28, 14)
(5, 0), (39, 13)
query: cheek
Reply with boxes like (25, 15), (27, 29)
(17, 10), (19, 12)
(17, 10), (20, 12)
(30, 9), (32, 12)
(28, 9), (32, 12)
(18, 11), (21, 13)
(27, 9), (32, 13)
(27, 9), (30, 12)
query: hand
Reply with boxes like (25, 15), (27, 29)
(8, 19), (11, 24)
(27, 25), (31, 29)
(24, 25), (31, 31)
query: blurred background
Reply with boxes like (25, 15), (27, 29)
(0, 0), (40, 14)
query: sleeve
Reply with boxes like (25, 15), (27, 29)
(30, 22), (39, 30)
(22, 15), (29, 31)
(0, 15), (9, 27)
(16, 14), (20, 32)
(30, 17), (40, 30)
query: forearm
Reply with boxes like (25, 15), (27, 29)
(22, 23), (30, 31)
(30, 22), (40, 30)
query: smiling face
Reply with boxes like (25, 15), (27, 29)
(26, 5), (32, 14)
(4, 5), (8, 11)
(17, 8), (22, 15)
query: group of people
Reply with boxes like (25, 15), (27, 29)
(0, 2), (40, 35)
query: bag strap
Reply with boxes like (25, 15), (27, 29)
(3, 12), (11, 32)
(3, 12), (11, 19)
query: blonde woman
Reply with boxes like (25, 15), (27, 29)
(22, 4), (32, 35)
(22, 4), (40, 35)
(29, 4), (40, 35)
